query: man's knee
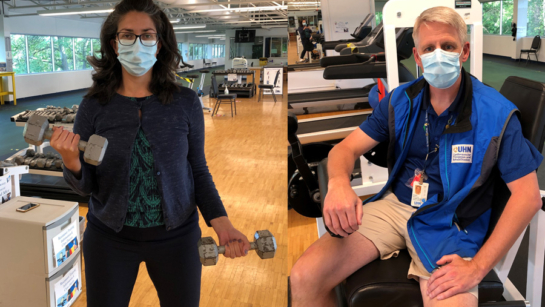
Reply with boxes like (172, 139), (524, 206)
(419, 279), (478, 307)
(290, 258), (318, 293)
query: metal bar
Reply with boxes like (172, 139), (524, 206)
(527, 208), (545, 307)
(8, 0), (118, 9)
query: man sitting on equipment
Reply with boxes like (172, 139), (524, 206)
(297, 19), (314, 63)
(291, 6), (543, 307)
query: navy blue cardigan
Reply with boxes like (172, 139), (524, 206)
(63, 87), (227, 232)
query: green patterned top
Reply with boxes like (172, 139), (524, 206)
(124, 96), (165, 228)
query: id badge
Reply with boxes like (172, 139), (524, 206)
(411, 182), (429, 208)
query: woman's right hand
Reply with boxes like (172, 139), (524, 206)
(49, 126), (82, 174)
(322, 177), (363, 237)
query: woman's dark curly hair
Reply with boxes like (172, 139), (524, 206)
(85, 0), (182, 105)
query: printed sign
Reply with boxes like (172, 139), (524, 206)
(334, 21), (349, 33)
(455, 0), (471, 8)
(52, 220), (79, 267)
(0, 174), (12, 204)
(227, 74), (238, 82)
(452, 144), (473, 163)
(54, 263), (80, 307)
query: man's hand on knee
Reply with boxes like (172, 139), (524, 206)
(426, 255), (484, 300)
(323, 179), (363, 237)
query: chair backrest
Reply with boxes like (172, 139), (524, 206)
(532, 35), (542, 50)
(486, 76), (545, 236)
(273, 70), (281, 87)
(211, 75), (219, 96)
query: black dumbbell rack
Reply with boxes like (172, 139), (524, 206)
(212, 70), (256, 98)
(7, 109), (89, 203)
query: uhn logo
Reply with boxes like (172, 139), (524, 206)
(454, 146), (472, 153)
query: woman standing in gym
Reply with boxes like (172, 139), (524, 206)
(49, 0), (250, 306)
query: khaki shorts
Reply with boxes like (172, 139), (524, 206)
(356, 190), (478, 299)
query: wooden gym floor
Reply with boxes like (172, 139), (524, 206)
(73, 70), (288, 307)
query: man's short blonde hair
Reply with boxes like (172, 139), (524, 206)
(413, 6), (467, 46)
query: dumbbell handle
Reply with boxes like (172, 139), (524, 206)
(217, 242), (258, 254)
(43, 129), (88, 152)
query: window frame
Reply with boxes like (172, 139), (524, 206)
(10, 33), (100, 75)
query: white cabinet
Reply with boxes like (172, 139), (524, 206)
(0, 196), (82, 307)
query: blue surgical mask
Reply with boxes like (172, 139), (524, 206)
(302, 23), (307, 26)
(419, 48), (463, 89)
(117, 39), (157, 77)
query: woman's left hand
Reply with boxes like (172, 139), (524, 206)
(210, 216), (251, 259)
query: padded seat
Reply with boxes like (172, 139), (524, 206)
(201, 70), (210, 73)
(186, 74), (199, 79)
(340, 250), (503, 307)
(218, 94), (237, 99)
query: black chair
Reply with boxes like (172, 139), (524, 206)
(203, 59), (211, 68)
(258, 70), (280, 103)
(316, 76), (545, 307)
(211, 76), (237, 117)
(520, 35), (541, 66)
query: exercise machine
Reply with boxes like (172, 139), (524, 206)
(288, 26), (415, 114)
(288, 15), (375, 72)
(196, 69), (212, 112)
(176, 60), (213, 112)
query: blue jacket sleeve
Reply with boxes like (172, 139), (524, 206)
(359, 92), (391, 143)
(63, 99), (97, 196)
(186, 94), (227, 226)
(497, 114), (543, 183)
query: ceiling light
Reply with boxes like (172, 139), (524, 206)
(38, 7), (114, 16)
(173, 24), (207, 29)
(175, 30), (217, 34)
(190, 6), (287, 13)
(169, 18), (180, 23)
(262, 25), (288, 29)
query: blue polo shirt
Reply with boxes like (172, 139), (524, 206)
(360, 76), (543, 206)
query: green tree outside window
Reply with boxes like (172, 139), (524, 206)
(92, 39), (101, 59)
(10, 35), (27, 74)
(75, 38), (92, 70)
(53, 37), (74, 71)
(528, 0), (545, 37)
(27, 35), (53, 73)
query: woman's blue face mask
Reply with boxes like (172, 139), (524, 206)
(117, 39), (158, 77)
(419, 48), (463, 89)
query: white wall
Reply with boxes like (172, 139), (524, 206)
(321, 0), (371, 41)
(224, 28), (288, 68)
(483, 35), (517, 58)
(5, 15), (102, 101)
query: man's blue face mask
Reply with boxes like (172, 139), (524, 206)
(117, 39), (158, 77)
(419, 48), (463, 89)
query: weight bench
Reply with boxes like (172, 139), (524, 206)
(313, 76), (545, 307)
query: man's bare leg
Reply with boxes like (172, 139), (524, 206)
(419, 279), (478, 307)
(290, 232), (380, 307)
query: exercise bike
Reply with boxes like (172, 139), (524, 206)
(176, 60), (212, 112)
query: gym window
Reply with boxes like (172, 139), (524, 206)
(482, 0), (514, 36)
(10, 34), (100, 75)
(212, 44), (225, 58)
(527, 0), (545, 37)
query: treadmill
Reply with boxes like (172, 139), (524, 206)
(288, 26), (415, 115)
(287, 15), (374, 72)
